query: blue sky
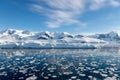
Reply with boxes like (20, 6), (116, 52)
(0, 0), (120, 34)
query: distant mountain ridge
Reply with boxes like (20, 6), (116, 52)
(0, 29), (119, 49)
(89, 31), (120, 41)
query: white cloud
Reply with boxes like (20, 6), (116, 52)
(89, 0), (106, 10)
(89, 0), (120, 10)
(109, 0), (120, 7)
(30, 0), (120, 28)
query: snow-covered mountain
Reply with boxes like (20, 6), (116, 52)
(89, 31), (120, 42)
(0, 29), (119, 49)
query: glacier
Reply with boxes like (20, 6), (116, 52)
(0, 29), (119, 49)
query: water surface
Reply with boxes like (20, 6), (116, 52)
(0, 49), (120, 80)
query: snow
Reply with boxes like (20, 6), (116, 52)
(89, 31), (120, 42)
(0, 29), (119, 49)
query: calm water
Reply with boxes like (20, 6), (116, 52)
(0, 49), (120, 80)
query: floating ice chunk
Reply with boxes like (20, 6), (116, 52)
(19, 69), (27, 74)
(26, 75), (37, 80)
(100, 73), (108, 77)
(114, 74), (118, 77)
(86, 67), (91, 70)
(16, 58), (20, 61)
(19, 77), (24, 79)
(110, 64), (116, 67)
(44, 76), (49, 79)
(0, 67), (5, 70)
(43, 63), (49, 66)
(93, 77), (97, 80)
(48, 67), (56, 72)
(93, 70), (99, 74)
(0, 71), (7, 76)
(90, 61), (98, 67)
(14, 51), (24, 56)
(63, 71), (73, 75)
(106, 60), (111, 63)
(30, 60), (36, 64)
(48, 74), (52, 76)
(79, 73), (86, 77)
(52, 75), (57, 78)
(82, 59), (87, 62)
(108, 71), (113, 75)
(71, 76), (77, 79)
(109, 68), (115, 72)
(104, 76), (117, 80)
(88, 75), (93, 79)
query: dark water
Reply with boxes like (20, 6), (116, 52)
(0, 49), (120, 80)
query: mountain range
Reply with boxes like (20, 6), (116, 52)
(0, 29), (120, 49)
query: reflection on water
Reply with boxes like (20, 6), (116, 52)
(0, 49), (120, 80)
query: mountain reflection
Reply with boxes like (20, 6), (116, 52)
(0, 49), (120, 80)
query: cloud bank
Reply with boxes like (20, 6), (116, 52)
(30, 0), (120, 28)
